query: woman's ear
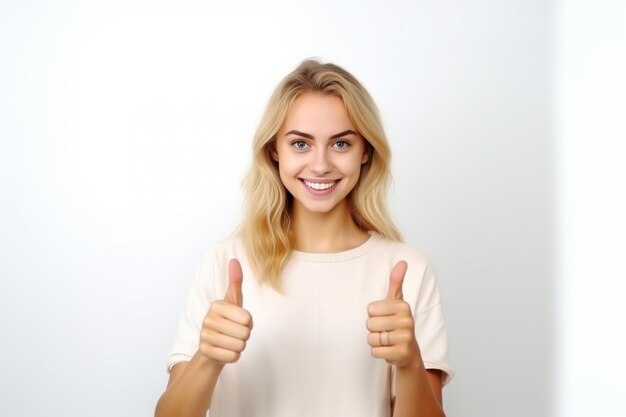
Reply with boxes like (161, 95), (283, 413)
(361, 142), (371, 164)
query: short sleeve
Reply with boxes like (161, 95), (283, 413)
(166, 249), (218, 371)
(391, 260), (454, 390)
(413, 262), (454, 385)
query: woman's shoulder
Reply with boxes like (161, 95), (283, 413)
(197, 234), (247, 267)
(372, 232), (432, 268)
(205, 234), (245, 257)
(191, 234), (250, 287)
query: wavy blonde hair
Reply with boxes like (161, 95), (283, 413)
(241, 59), (401, 290)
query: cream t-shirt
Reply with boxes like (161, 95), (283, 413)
(168, 232), (453, 417)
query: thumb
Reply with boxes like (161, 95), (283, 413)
(386, 260), (407, 300)
(224, 258), (243, 307)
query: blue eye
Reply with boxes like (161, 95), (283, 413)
(292, 140), (309, 150)
(332, 140), (350, 150)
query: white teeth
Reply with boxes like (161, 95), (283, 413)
(304, 180), (335, 190)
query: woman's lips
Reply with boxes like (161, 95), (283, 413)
(299, 178), (340, 194)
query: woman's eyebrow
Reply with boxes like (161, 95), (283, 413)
(330, 130), (357, 139)
(285, 130), (314, 139)
(285, 129), (357, 139)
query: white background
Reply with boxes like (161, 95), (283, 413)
(0, 1), (624, 416)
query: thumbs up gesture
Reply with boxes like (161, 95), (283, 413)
(199, 259), (253, 364)
(366, 261), (422, 367)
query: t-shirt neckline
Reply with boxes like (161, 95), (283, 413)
(290, 232), (382, 263)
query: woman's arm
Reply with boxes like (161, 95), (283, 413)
(367, 261), (446, 417)
(155, 355), (223, 417)
(393, 361), (445, 417)
(155, 259), (252, 417)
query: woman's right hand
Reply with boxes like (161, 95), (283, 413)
(199, 259), (253, 364)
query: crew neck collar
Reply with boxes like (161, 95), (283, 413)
(290, 232), (382, 263)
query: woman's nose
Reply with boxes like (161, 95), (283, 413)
(309, 148), (332, 175)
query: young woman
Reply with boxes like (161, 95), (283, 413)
(155, 60), (453, 417)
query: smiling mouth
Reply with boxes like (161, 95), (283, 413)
(301, 179), (338, 191)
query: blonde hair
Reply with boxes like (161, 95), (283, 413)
(241, 59), (401, 290)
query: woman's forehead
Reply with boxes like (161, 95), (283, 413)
(280, 93), (356, 135)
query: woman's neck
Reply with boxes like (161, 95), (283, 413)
(290, 201), (370, 253)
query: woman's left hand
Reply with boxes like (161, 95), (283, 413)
(366, 260), (422, 368)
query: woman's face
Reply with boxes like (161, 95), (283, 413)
(273, 92), (369, 217)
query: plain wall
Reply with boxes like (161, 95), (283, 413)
(555, 1), (626, 416)
(2, 0), (601, 416)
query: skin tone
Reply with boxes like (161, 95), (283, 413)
(272, 92), (370, 252)
(155, 92), (445, 417)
